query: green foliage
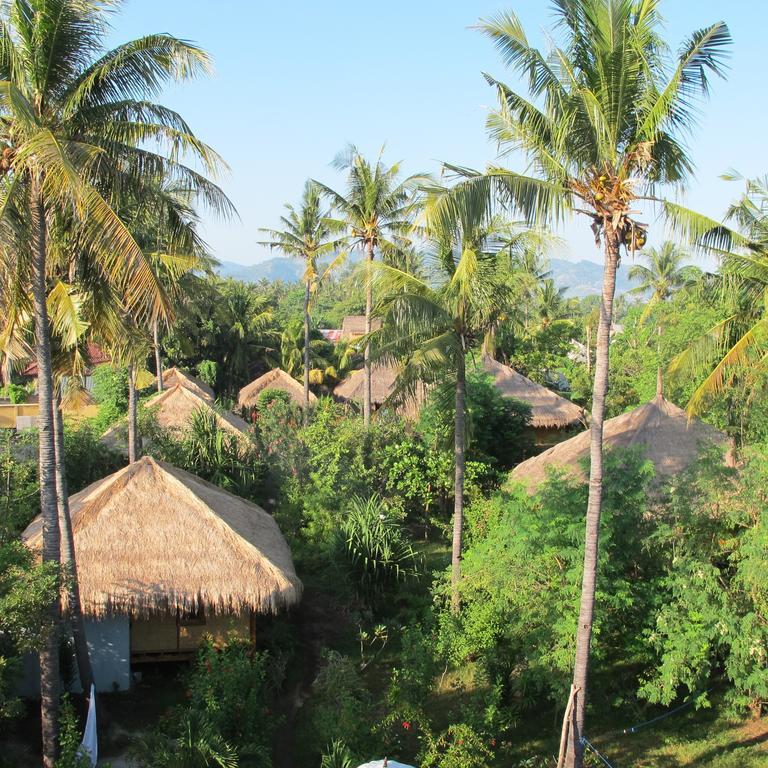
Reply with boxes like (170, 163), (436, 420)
(438, 451), (655, 707)
(306, 651), (372, 761)
(90, 364), (129, 430)
(640, 449), (768, 715)
(0, 430), (39, 533)
(340, 495), (418, 601)
(135, 638), (281, 768)
(418, 371), (533, 470)
(55, 696), (91, 768)
(420, 723), (493, 768)
(63, 421), (123, 495)
(320, 740), (354, 768)
(196, 360), (218, 390)
(0, 383), (30, 404)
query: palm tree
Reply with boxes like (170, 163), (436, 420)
(316, 146), (428, 426)
(259, 181), (343, 412)
(0, 2), (228, 761)
(628, 241), (701, 396)
(671, 175), (768, 417)
(371, 189), (511, 612)
(215, 281), (277, 394)
(441, 4), (730, 764)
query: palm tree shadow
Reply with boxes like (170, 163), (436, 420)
(694, 723), (768, 765)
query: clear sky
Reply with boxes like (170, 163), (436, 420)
(107, 1), (767, 266)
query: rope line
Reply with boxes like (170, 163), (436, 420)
(620, 687), (713, 735)
(581, 737), (617, 768)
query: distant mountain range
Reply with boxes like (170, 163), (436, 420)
(216, 256), (633, 298)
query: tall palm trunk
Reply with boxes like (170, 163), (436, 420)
(52, 390), (94, 692)
(303, 278), (311, 418)
(127, 365), (140, 463)
(585, 323), (591, 376)
(656, 323), (663, 398)
(450, 352), (466, 614)
(30, 177), (62, 768)
(565, 228), (620, 768)
(363, 240), (374, 427)
(153, 319), (163, 393)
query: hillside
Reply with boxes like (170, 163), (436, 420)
(217, 255), (634, 297)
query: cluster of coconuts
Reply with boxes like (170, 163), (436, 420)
(620, 222), (647, 250)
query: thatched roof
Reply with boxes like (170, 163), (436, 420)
(510, 394), (730, 492)
(237, 368), (317, 410)
(480, 357), (584, 429)
(146, 385), (252, 437)
(333, 364), (399, 406)
(101, 385), (251, 454)
(23, 457), (302, 616)
(340, 315), (381, 340)
(160, 367), (214, 401)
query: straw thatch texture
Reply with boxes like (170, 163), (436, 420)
(510, 395), (730, 492)
(101, 385), (251, 455)
(333, 364), (424, 419)
(237, 368), (317, 410)
(23, 456), (302, 616)
(160, 367), (215, 401)
(146, 385), (252, 438)
(480, 357), (584, 429)
(340, 315), (381, 340)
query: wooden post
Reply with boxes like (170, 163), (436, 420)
(557, 685), (579, 768)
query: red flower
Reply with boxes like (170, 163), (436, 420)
(490, 738), (497, 748)
(402, 721), (411, 731)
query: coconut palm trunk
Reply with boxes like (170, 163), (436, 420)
(153, 319), (163, 393)
(127, 365), (140, 463)
(303, 278), (311, 415)
(656, 323), (663, 398)
(52, 390), (94, 693)
(363, 240), (374, 427)
(450, 352), (467, 614)
(29, 178), (62, 768)
(566, 228), (620, 768)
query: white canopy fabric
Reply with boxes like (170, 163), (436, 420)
(356, 762), (416, 768)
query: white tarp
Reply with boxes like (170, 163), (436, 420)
(79, 684), (97, 767)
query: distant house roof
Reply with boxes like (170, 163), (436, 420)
(333, 364), (423, 419)
(480, 357), (584, 429)
(22, 342), (110, 377)
(510, 395), (730, 492)
(319, 329), (342, 343)
(23, 456), (302, 616)
(340, 315), (382, 340)
(237, 368), (317, 410)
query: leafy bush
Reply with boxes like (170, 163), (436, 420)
(340, 495), (418, 601)
(55, 696), (91, 768)
(420, 723), (493, 768)
(196, 359), (218, 390)
(0, 383), (29, 404)
(90, 364), (128, 430)
(134, 637), (281, 768)
(305, 651), (372, 761)
(417, 371), (533, 470)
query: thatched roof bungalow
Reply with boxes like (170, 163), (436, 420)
(237, 368), (317, 411)
(101, 385), (251, 456)
(159, 366), (215, 401)
(480, 357), (584, 432)
(510, 394), (730, 492)
(22, 457), (301, 691)
(333, 364), (423, 419)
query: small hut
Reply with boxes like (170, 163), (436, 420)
(22, 457), (301, 691)
(480, 357), (584, 447)
(101, 385), (251, 455)
(160, 366), (215, 401)
(237, 368), (317, 411)
(510, 394), (730, 492)
(333, 364), (423, 419)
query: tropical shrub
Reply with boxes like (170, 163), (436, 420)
(340, 495), (418, 601)
(420, 723), (493, 768)
(0, 383), (29, 404)
(196, 359), (218, 390)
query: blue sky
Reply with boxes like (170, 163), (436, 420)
(108, 1), (767, 267)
